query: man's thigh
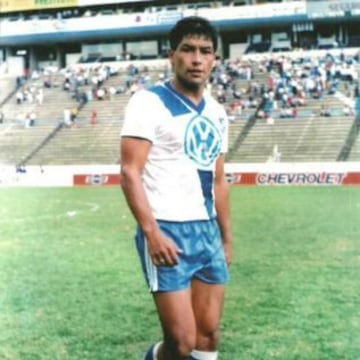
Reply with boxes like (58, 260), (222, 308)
(152, 280), (225, 350)
(153, 288), (196, 342)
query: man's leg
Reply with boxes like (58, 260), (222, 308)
(152, 288), (197, 360)
(189, 279), (225, 360)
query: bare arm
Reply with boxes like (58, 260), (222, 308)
(120, 137), (181, 266)
(214, 154), (232, 266)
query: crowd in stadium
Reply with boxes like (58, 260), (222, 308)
(210, 50), (360, 121)
(9, 46), (359, 128)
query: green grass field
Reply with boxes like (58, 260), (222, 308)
(1, 186), (360, 360)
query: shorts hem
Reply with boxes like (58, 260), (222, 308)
(150, 284), (190, 293)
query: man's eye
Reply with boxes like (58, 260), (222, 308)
(201, 49), (213, 55)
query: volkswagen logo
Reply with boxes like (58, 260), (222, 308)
(184, 115), (222, 167)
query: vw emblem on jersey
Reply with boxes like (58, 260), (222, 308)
(184, 115), (222, 167)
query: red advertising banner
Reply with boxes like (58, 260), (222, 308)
(74, 174), (120, 186)
(226, 172), (360, 186)
(74, 171), (360, 187)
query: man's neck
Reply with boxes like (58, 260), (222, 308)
(170, 79), (204, 106)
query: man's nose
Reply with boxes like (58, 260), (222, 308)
(191, 50), (202, 64)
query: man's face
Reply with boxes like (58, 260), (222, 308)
(169, 34), (215, 89)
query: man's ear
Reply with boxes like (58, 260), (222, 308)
(168, 48), (175, 68)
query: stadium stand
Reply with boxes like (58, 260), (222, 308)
(0, 0), (360, 166)
(230, 114), (355, 163)
(1, 53), (359, 165)
(0, 124), (58, 165)
(25, 122), (121, 165)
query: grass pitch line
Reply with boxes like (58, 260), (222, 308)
(0, 201), (100, 224)
(66, 202), (99, 217)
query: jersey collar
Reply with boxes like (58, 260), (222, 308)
(164, 81), (205, 114)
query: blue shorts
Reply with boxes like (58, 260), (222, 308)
(135, 219), (229, 292)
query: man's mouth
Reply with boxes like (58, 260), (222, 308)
(188, 70), (203, 76)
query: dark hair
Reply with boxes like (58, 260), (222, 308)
(169, 16), (218, 52)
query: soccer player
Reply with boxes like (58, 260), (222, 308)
(120, 16), (232, 360)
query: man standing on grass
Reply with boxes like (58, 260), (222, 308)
(120, 16), (232, 360)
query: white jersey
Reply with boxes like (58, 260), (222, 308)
(121, 81), (228, 221)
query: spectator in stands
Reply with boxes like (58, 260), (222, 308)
(29, 111), (36, 127)
(31, 70), (40, 80)
(355, 85), (360, 119)
(115, 84), (126, 94)
(25, 113), (31, 128)
(16, 76), (23, 88)
(70, 107), (78, 124)
(63, 77), (71, 91)
(16, 165), (26, 174)
(63, 108), (71, 126)
(36, 88), (44, 105)
(43, 76), (52, 88)
(91, 109), (97, 125)
(262, 92), (274, 120)
(79, 91), (88, 104)
(16, 89), (24, 104)
(319, 105), (331, 117)
(327, 79), (338, 95)
(343, 105), (354, 117)
(354, 83), (359, 98)
(25, 87), (34, 104)
(108, 86), (117, 99)
(279, 106), (298, 119)
(216, 86), (226, 103)
(86, 88), (93, 101)
(96, 87), (105, 100)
